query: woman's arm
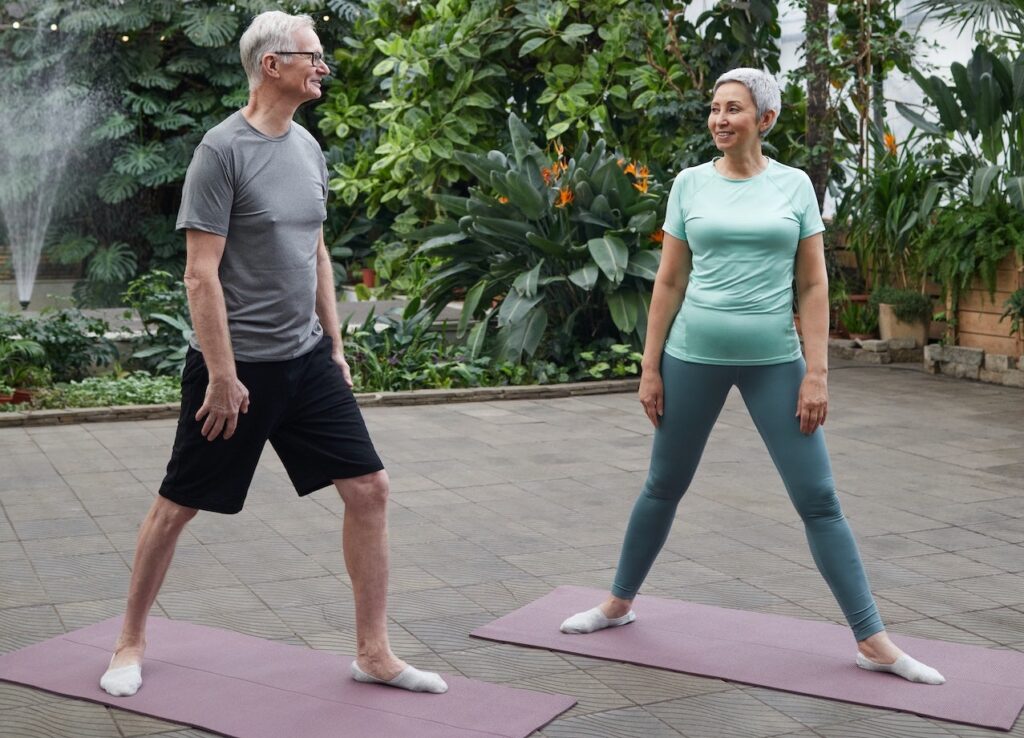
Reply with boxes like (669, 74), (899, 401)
(794, 232), (829, 434)
(639, 233), (692, 426)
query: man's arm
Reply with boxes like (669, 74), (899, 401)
(183, 229), (250, 440)
(314, 228), (352, 387)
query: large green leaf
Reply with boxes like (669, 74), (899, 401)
(1007, 176), (1024, 211)
(972, 165), (1001, 206)
(587, 235), (628, 284)
(635, 289), (652, 342)
(458, 281), (486, 337)
(465, 315), (489, 359)
(508, 113), (537, 168)
(498, 307), (548, 360)
(181, 6), (238, 47)
(513, 260), (544, 298)
(606, 289), (639, 333)
(498, 291), (544, 326)
(894, 102), (943, 136)
(568, 264), (599, 290)
(502, 170), (546, 220)
(625, 250), (661, 281)
(976, 72), (1000, 131)
(526, 232), (569, 258)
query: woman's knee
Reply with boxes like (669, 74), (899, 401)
(792, 485), (844, 522)
(336, 470), (389, 511)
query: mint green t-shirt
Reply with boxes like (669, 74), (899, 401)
(661, 158), (825, 366)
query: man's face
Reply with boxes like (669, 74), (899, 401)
(277, 27), (330, 102)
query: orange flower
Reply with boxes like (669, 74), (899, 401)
(623, 161), (637, 176)
(617, 157), (625, 167)
(498, 196), (509, 204)
(883, 132), (897, 156)
(556, 158), (568, 174)
(649, 228), (664, 244)
(632, 179), (649, 194)
(541, 166), (553, 185)
(635, 164), (650, 179)
(555, 186), (574, 208)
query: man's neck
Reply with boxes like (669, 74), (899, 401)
(241, 90), (298, 137)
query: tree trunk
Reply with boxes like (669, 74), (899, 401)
(804, 0), (830, 211)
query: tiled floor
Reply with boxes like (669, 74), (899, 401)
(1, 361), (1022, 737)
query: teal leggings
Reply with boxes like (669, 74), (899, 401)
(612, 354), (885, 641)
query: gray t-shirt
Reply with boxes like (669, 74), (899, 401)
(176, 110), (328, 361)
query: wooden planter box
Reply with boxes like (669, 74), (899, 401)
(955, 253), (1024, 356)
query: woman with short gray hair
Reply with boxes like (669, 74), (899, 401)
(560, 68), (945, 685)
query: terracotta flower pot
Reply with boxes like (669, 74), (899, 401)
(361, 268), (377, 288)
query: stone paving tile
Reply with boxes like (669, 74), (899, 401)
(109, 709), (184, 737)
(0, 605), (64, 653)
(510, 671), (633, 718)
(814, 712), (962, 737)
(937, 607), (1024, 645)
(1, 701), (122, 737)
(536, 704), (683, 738)
(740, 686), (881, 727)
(647, 690), (805, 737)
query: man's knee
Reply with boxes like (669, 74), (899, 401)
(336, 470), (389, 512)
(151, 495), (199, 531)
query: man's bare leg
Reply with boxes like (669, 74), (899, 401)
(101, 496), (198, 695)
(336, 470), (446, 693)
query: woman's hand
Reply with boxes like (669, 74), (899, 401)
(639, 368), (665, 428)
(796, 371), (828, 435)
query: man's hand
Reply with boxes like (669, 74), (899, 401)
(196, 376), (250, 441)
(333, 350), (353, 388)
(796, 371), (828, 435)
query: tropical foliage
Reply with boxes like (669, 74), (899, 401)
(407, 114), (667, 363)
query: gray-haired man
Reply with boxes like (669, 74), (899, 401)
(100, 10), (446, 697)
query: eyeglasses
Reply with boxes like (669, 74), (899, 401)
(272, 51), (328, 67)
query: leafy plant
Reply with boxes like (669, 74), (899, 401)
(0, 308), (116, 382)
(122, 270), (193, 374)
(577, 341), (644, 380)
(408, 114), (666, 364)
(869, 286), (933, 323)
(27, 372), (182, 409)
(922, 199), (1024, 306)
(836, 130), (939, 290)
(898, 45), (1024, 211)
(0, 336), (47, 388)
(838, 301), (879, 336)
(1000, 288), (1024, 336)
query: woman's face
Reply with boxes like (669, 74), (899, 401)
(708, 82), (765, 153)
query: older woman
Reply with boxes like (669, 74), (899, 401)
(560, 68), (943, 685)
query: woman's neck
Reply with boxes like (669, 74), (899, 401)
(716, 149), (767, 179)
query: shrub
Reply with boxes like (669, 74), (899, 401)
(869, 286), (933, 323)
(407, 114), (667, 364)
(0, 308), (116, 382)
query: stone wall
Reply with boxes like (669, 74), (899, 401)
(923, 345), (1024, 388)
(828, 337), (922, 364)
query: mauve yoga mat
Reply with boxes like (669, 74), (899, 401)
(0, 616), (574, 738)
(472, 585), (1024, 731)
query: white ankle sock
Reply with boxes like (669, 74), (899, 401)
(100, 656), (142, 697)
(351, 661), (448, 693)
(560, 606), (636, 634)
(856, 653), (945, 685)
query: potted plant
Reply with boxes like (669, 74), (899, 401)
(838, 301), (879, 341)
(0, 336), (47, 399)
(870, 286), (932, 347)
(361, 257), (377, 288)
(0, 382), (13, 405)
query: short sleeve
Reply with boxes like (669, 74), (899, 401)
(799, 175), (825, 239)
(320, 152), (330, 221)
(662, 170), (688, 241)
(176, 143), (233, 236)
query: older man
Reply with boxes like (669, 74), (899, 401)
(100, 11), (446, 697)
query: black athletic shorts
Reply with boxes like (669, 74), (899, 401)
(159, 335), (384, 514)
